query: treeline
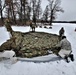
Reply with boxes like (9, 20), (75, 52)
(53, 21), (76, 23)
(0, 0), (63, 25)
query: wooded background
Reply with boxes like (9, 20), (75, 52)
(0, 0), (63, 26)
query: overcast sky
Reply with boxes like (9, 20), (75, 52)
(42, 0), (76, 21)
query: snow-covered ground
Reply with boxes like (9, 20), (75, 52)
(0, 23), (76, 75)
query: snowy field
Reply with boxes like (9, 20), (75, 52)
(0, 23), (76, 75)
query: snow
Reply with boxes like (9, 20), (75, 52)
(0, 50), (15, 59)
(0, 23), (76, 75)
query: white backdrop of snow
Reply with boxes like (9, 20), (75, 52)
(0, 23), (76, 75)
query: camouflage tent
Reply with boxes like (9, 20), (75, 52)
(0, 19), (60, 58)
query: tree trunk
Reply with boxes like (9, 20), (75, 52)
(20, 0), (23, 22)
(23, 0), (26, 24)
(50, 10), (53, 25)
(0, 9), (3, 21)
(0, 0), (3, 22)
(11, 0), (16, 24)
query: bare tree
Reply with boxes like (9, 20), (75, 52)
(31, 0), (42, 24)
(5, 0), (12, 19)
(31, 0), (37, 24)
(5, 0), (19, 24)
(48, 0), (64, 25)
(26, 3), (31, 20)
(42, 5), (49, 22)
(36, 0), (42, 20)
(11, 0), (16, 23)
(16, 0), (29, 24)
(0, 0), (6, 21)
(22, 0), (27, 21)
